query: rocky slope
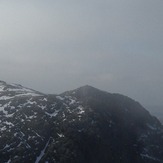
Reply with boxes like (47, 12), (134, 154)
(0, 81), (163, 163)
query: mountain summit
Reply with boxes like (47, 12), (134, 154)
(0, 81), (163, 163)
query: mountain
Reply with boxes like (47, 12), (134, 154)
(0, 81), (163, 163)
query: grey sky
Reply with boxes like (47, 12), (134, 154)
(0, 0), (163, 106)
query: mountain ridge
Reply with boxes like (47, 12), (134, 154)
(0, 80), (163, 163)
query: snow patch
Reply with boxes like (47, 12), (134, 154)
(0, 126), (7, 131)
(147, 124), (157, 130)
(3, 121), (14, 127)
(38, 105), (46, 110)
(3, 144), (10, 149)
(0, 96), (13, 100)
(0, 106), (8, 115)
(56, 96), (64, 100)
(35, 139), (50, 163)
(0, 85), (4, 92)
(6, 159), (11, 163)
(43, 98), (47, 101)
(45, 110), (59, 117)
(141, 154), (161, 161)
(69, 99), (76, 105)
(77, 106), (85, 114)
(57, 133), (64, 138)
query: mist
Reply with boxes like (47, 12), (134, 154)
(0, 0), (163, 106)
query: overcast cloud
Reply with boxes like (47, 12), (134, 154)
(0, 0), (163, 106)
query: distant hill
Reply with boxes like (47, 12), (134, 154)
(146, 105), (163, 124)
(0, 81), (163, 163)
